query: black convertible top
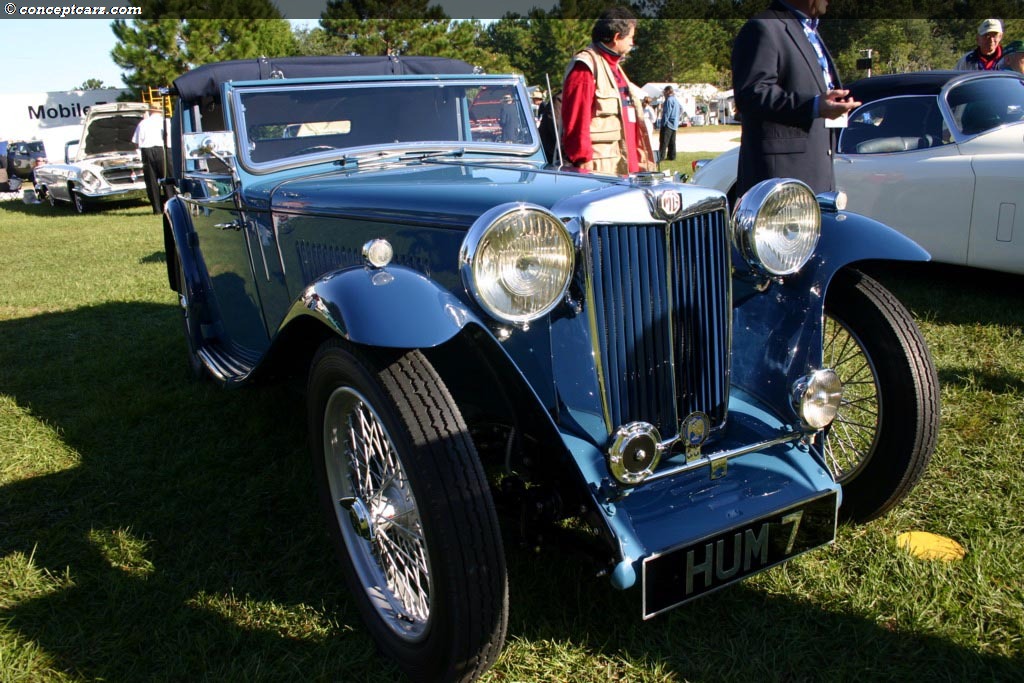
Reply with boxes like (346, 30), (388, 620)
(173, 55), (476, 104)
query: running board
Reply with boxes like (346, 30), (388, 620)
(197, 343), (257, 385)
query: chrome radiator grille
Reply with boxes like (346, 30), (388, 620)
(102, 168), (142, 185)
(586, 209), (731, 440)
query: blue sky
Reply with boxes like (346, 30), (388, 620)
(1, 2), (551, 94)
(2, 19), (317, 94)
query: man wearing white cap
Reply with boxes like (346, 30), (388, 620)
(956, 19), (1004, 70)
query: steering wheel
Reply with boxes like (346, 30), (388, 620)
(292, 145), (336, 157)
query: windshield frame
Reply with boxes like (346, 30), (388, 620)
(227, 75), (540, 175)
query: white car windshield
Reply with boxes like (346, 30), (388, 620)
(947, 75), (1024, 136)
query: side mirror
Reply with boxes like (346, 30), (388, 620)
(184, 131), (236, 160)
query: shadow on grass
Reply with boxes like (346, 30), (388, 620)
(1, 296), (1020, 680)
(0, 301), (400, 680)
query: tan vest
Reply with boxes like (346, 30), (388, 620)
(567, 46), (655, 176)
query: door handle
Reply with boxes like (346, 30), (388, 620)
(215, 219), (243, 231)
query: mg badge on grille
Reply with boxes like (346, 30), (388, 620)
(682, 411), (710, 462)
(657, 190), (683, 219)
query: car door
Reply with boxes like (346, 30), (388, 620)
(180, 174), (271, 356)
(946, 75), (1024, 275)
(963, 134), (1024, 275)
(177, 95), (271, 357)
(836, 95), (973, 266)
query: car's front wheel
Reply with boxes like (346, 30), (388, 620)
(823, 268), (939, 523)
(72, 191), (88, 214)
(308, 341), (508, 682)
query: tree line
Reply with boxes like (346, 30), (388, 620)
(109, 0), (1024, 95)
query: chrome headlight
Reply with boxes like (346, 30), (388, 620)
(460, 203), (574, 325)
(733, 179), (820, 275)
(80, 169), (101, 190)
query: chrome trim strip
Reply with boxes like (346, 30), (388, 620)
(579, 219), (614, 432)
(645, 431), (805, 484)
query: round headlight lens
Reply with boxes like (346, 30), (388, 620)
(734, 179), (820, 275)
(793, 369), (843, 429)
(80, 170), (101, 190)
(462, 205), (574, 324)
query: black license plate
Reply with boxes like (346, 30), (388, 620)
(642, 490), (838, 618)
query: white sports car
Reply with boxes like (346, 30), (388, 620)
(691, 70), (1024, 275)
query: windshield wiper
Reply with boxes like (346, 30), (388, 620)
(333, 148), (465, 169)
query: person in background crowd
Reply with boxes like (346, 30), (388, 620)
(997, 40), (1024, 73)
(499, 93), (520, 143)
(657, 85), (681, 164)
(732, 0), (860, 196)
(560, 6), (655, 176)
(132, 103), (168, 214)
(531, 90), (544, 124)
(957, 19), (1004, 70)
(642, 96), (657, 142)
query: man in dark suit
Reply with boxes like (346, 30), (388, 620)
(732, 0), (860, 196)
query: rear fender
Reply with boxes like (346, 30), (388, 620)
(279, 265), (480, 348)
(163, 194), (197, 290)
(731, 211), (930, 411)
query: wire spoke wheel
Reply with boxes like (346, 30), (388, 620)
(324, 387), (431, 639)
(822, 268), (939, 523)
(822, 313), (881, 482)
(309, 341), (507, 681)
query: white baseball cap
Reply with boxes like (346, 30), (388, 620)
(978, 19), (1003, 35)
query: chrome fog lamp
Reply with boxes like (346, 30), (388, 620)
(460, 203), (574, 325)
(607, 422), (662, 485)
(733, 179), (820, 275)
(792, 369), (843, 429)
(80, 170), (101, 190)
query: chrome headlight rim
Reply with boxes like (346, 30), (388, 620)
(459, 202), (575, 325)
(732, 178), (821, 276)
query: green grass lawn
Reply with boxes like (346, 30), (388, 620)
(1, 197), (1022, 681)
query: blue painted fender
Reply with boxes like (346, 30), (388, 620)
(731, 210), (930, 413)
(279, 264), (483, 348)
(811, 209), (931, 281)
(164, 195), (200, 289)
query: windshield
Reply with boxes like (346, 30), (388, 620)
(234, 80), (536, 170)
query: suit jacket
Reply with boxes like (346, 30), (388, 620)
(732, 1), (840, 195)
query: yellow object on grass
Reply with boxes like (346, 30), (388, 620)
(896, 531), (967, 561)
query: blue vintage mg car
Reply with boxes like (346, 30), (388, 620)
(164, 56), (939, 682)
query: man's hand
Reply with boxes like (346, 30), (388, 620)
(820, 89), (862, 119)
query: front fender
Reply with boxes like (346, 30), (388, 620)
(731, 210), (930, 412)
(814, 209), (931, 278)
(280, 264), (482, 348)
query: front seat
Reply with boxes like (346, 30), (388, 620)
(961, 101), (1002, 135)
